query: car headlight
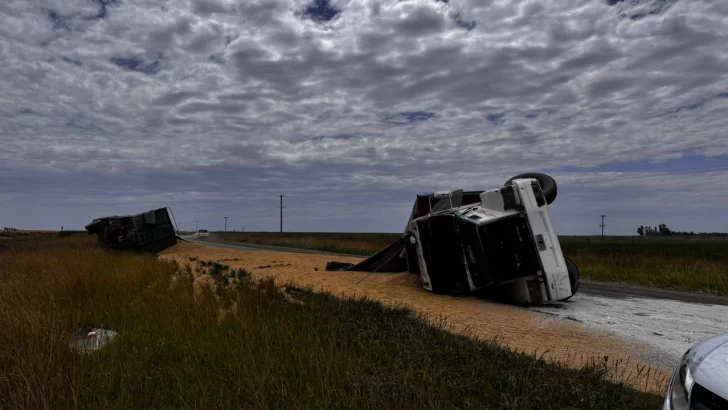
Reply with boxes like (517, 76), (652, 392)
(667, 352), (695, 410)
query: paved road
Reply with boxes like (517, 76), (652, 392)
(181, 235), (728, 368)
(527, 293), (728, 368)
(579, 280), (728, 307)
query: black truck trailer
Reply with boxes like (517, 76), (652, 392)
(85, 207), (177, 253)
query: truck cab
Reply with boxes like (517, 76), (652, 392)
(325, 173), (579, 304)
(409, 177), (575, 303)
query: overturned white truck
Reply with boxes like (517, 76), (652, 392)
(326, 173), (579, 304)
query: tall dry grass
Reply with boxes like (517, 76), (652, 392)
(0, 236), (662, 409)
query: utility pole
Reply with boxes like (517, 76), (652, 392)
(194, 220), (199, 233)
(600, 215), (606, 237)
(279, 195), (285, 233)
(223, 216), (229, 232)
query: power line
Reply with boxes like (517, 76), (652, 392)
(600, 215), (606, 237)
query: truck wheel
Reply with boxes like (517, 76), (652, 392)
(504, 172), (557, 205)
(559, 256), (580, 301)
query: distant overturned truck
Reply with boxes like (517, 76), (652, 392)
(85, 208), (177, 253)
(327, 173), (579, 304)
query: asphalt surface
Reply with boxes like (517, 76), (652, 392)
(180, 235), (728, 368)
(527, 292), (728, 368)
(579, 280), (728, 307)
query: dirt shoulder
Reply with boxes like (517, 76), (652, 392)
(159, 242), (672, 394)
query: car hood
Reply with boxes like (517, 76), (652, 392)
(692, 334), (728, 401)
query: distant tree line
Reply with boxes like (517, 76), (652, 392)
(637, 224), (728, 237)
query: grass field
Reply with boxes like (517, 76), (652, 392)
(0, 236), (662, 409)
(210, 232), (728, 296)
(561, 237), (728, 296)
(212, 232), (400, 255)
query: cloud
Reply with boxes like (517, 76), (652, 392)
(382, 111), (435, 125)
(1, 0), (728, 233)
(606, 0), (678, 21)
(486, 113), (505, 126)
(388, 4), (446, 37)
(110, 56), (161, 75)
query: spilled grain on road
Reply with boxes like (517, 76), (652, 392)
(159, 242), (671, 394)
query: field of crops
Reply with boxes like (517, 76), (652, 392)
(211, 233), (728, 296)
(561, 237), (728, 296)
(212, 232), (400, 255)
(0, 236), (661, 409)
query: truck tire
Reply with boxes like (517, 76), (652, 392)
(559, 256), (580, 301)
(504, 172), (557, 205)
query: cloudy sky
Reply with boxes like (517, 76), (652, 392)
(1, 0), (728, 235)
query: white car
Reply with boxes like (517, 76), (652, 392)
(195, 229), (210, 237)
(663, 332), (728, 409)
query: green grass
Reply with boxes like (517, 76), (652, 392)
(0, 236), (662, 409)
(212, 232), (401, 256)
(560, 237), (728, 295)
(212, 232), (728, 296)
